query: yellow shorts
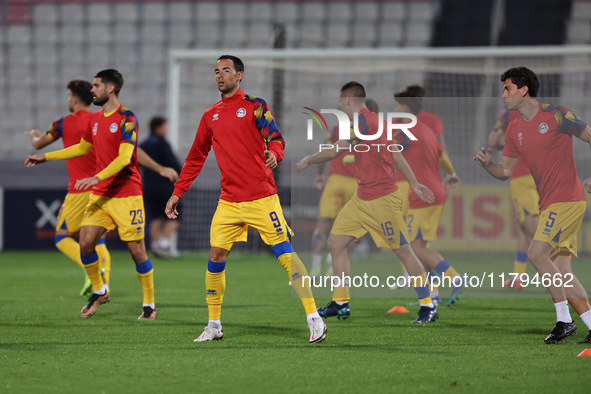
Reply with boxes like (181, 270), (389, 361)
(81, 193), (146, 242)
(510, 175), (540, 223)
(56, 191), (92, 233)
(331, 190), (408, 249)
(210, 194), (294, 251)
(319, 174), (358, 219)
(533, 201), (586, 259)
(406, 204), (445, 243)
(396, 181), (410, 219)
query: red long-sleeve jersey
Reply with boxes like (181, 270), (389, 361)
(173, 89), (285, 203)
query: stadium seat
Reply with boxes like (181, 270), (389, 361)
(7, 26), (31, 45)
(141, 24), (166, 44)
(10, 89), (33, 110)
(8, 110), (34, 133)
(406, 22), (432, 46)
(382, 2), (407, 22)
(35, 87), (59, 111)
(572, 1), (591, 21)
(284, 23), (300, 48)
(299, 22), (324, 47)
(35, 46), (58, 66)
(326, 22), (351, 47)
(197, 22), (220, 48)
(302, 2), (327, 22)
(409, 2), (437, 22)
(275, 3), (299, 23)
(37, 109), (63, 129)
(60, 44), (84, 65)
(114, 3), (140, 24)
(196, 2), (221, 23)
(9, 47), (31, 66)
(249, 2), (273, 22)
(169, 23), (194, 48)
(35, 66), (59, 88)
(248, 24), (273, 47)
(88, 3), (112, 24)
(114, 23), (138, 43)
(34, 25), (58, 45)
(222, 23), (247, 48)
(568, 21), (591, 44)
(60, 4), (84, 25)
(88, 45), (111, 69)
(9, 67), (32, 89)
(378, 23), (404, 46)
(141, 45), (165, 66)
(170, 2), (193, 23)
(88, 25), (112, 45)
(226, 2), (248, 22)
(351, 23), (377, 47)
(32, 4), (58, 25)
(114, 44), (138, 68)
(354, 2), (379, 23)
(328, 2), (352, 22)
(143, 3), (167, 23)
(60, 25), (84, 45)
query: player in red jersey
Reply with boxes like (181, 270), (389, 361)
(165, 55), (326, 343)
(475, 67), (591, 344)
(394, 88), (463, 307)
(25, 69), (156, 320)
(488, 109), (539, 289)
(296, 81), (439, 324)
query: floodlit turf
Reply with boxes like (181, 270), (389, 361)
(0, 251), (589, 393)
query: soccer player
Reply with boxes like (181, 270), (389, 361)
(25, 69), (157, 320)
(165, 55), (326, 343)
(475, 66), (591, 344)
(488, 109), (539, 289)
(296, 81), (439, 324)
(394, 87), (464, 307)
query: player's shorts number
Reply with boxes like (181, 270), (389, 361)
(269, 211), (281, 228)
(130, 209), (144, 225)
(546, 212), (557, 228)
(381, 221), (394, 237)
(407, 214), (414, 231)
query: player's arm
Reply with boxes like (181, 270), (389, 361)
(439, 151), (461, 190)
(391, 152), (435, 204)
(137, 147), (178, 183)
(295, 139), (349, 172)
(315, 162), (327, 190)
(436, 135), (449, 154)
(25, 137), (93, 167)
(474, 148), (517, 181)
(574, 125), (591, 192)
(25, 130), (54, 149)
(254, 99), (285, 169)
(487, 131), (505, 150)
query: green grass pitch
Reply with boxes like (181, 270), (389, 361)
(0, 251), (589, 393)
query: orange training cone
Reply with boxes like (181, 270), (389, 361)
(388, 306), (410, 313)
(577, 349), (591, 357)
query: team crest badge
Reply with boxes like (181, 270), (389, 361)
(110, 123), (118, 133)
(236, 108), (246, 118)
(538, 122), (549, 134)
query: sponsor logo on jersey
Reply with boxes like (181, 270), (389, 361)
(92, 122), (98, 135)
(518, 132), (523, 145)
(538, 122), (549, 134)
(110, 123), (118, 133)
(236, 108), (246, 118)
(212, 113), (219, 121)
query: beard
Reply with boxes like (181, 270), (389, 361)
(93, 93), (109, 106)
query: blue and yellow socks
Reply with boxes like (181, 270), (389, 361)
(513, 251), (528, 276)
(206, 259), (226, 324)
(80, 251), (105, 294)
(412, 272), (434, 308)
(136, 259), (155, 307)
(56, 235), (83, 269)
(96, 239), (111, 285)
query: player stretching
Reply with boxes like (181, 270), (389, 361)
(165, 55), (326, 343)
(394, 87), (464, 307)
(488, 109), (539, 289)
(296, 81), (439, 324)
(25, 69), (157, 320)
(475, 67), (591, 344)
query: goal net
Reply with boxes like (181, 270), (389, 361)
(168, 47), (591, 256)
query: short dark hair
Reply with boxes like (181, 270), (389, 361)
(217, 55), (244, 73)
(340, 81), (366, 103)
(150, 116), (167, 134)
(95, 69), (124, 96)
(394, 86), (424, 115)
(67, 80), (93, 106)
(500, 67), (539, 97)
(365, 98), (379, 113)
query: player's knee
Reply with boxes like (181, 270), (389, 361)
(271, 242), (293, 259)
(79, 241), (95, 256)
(209, 247), (230, 262)
(327, 234), (345, 255)
(527, 247), (543, 264)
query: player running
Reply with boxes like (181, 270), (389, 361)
(165, 55), (326, 344)
(488, 109), (539, 289)
(296, 81), (439, 324)
(394, 87), (464, 307)
(475, 66), (591, 344)
(25, 69), (157, 320)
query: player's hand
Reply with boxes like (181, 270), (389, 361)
(314, 174), (325, 190)
(159, 166), (179, 183)
(295, 157), (310, 172)
(165, 195), (180, 219)
(264, 150), (277, 169)
(24, 154), (47, 167)
(582, 177), (591, 193)
(473, 147), (493, 168)
(444, 174), (461, 193)
(25, 129), (42, 140)
(75, 176), (100, 191)
(413, 183), (435, 204)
